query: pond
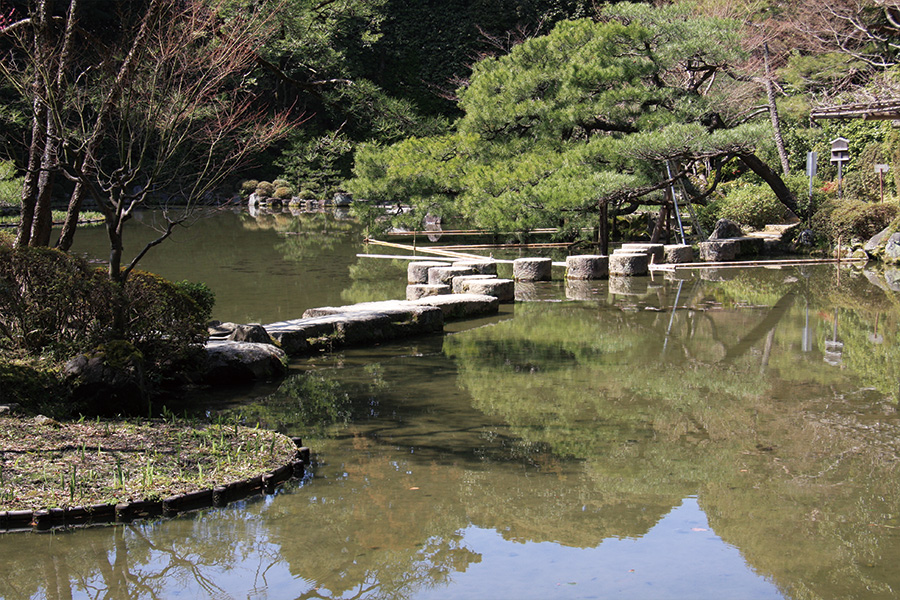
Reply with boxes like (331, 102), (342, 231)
(3, 208), (900, 599)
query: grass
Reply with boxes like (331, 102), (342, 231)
(0, 414), (299, 511)
(0, 210), (104, 228)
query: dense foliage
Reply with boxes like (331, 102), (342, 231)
(347, 3), (800, 247)
(0, 236), (213, 369)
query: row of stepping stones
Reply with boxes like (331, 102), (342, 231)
(406, 246), (696, 301)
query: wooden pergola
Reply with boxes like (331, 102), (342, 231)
(810, 100), (900, 121)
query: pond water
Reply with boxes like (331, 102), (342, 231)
(3, 209), (900, 599)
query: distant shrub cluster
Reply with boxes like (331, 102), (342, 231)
(238, 178), (322, 202)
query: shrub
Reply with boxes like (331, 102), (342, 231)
(272, 179), (292, 191)
(811, 198), (899, 244)
(239, 179), (259, 197)
(255, 181), (275, 198)
(699, 183), (793, 230)
(0, 241), (113, 354)
(843, 143), (892, 203)
(784, 173), (831, 222)
(273, 186), (293, 200)
(123, 272), (214, 368)
(173, 280), (215, 323)
(0, 237), (214, 370)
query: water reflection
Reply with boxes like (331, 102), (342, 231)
(6, 254), (900, 599)
(64, 209), (406, 324)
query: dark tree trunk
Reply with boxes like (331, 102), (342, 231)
(16, 102), (45, 248)
(598, 199), (609, 256)
(650, 203), (669, 244)
(738, 152), (799, 215)
(30, 116), (57, 247)
(56, 181), (86, 251)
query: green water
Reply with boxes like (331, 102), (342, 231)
(3, 210), (900, 599)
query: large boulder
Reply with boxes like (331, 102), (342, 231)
(885, 233), (900, 263)
(65, 341), (149, 416)
(208, 322), (276, 345)
(863, 226), (900, 263)
(203, 340), (288, 384)
(708, 219), (743, 240)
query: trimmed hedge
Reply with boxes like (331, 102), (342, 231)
(0, 238), (214, 369)
(699, 183), (793, 231)
(811, 198), (899, 244)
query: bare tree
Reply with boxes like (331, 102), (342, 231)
(2, 0), (295, 283)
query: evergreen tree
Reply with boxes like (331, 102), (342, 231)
(349, 3), (797, 250)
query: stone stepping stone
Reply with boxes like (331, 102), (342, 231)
(663, 244), (693, 263)
(451, 274), (497, 293)
(620, 243), (664, 264)
(452, 260), (498, 275)
(458, 278), (515, 302)
(406, 284), (451, 300)
(428, 265), (477, 286)
(407, 261), (451, 284)
(513, 257), (552, 281)
(609, 252), (649, 276)
(565, 255), (609, 280)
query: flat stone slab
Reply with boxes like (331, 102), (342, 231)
(203, 340), (288, 383)
(451, 274), (497, 293)
(411, 293), (501, 317)
(268, 304), (443, 356)
(304, 295), (499, 321)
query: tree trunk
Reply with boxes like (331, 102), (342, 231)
(738, 152), (799, 215)
(16, 101), (45, 248)
(650, 203), (669, 244)
(764, 43), (790, 176)
(598, 199), (609, 256)
(57, 0), (162, 257)
(30, 112), (57, 247)
(56, 181), (86, 251)
(15, 0), (51, 248)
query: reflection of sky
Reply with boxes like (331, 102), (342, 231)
(417, 497), (783, 600)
